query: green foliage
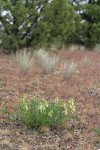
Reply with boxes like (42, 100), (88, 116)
(67, 13), (82, 45)
(1, 0), (99, 50)
(93, 127), (100, 136)
(0, 0), (28, 51)
(16, 95), (76, 128)
(75, 1), (100, 47)
(43, 0), (76, 46)
(0, 0), (75, 52)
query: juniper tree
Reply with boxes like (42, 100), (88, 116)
(0, 0), (76, 52)
(69, 0), (100, 47)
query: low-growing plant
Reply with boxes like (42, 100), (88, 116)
(15, 49), (34, 73)
(15, 95), (76, 128)
(92, 127), (100, 136)
(80, 56), (91, 66)
(61, 60), (78, 79)
(34, 49), (59, 74)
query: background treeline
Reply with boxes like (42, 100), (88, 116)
(0, 0), (100, 53)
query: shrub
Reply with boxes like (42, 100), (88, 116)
(34, 49), (59, 74)
(61, 60), (78, 79)
(80, 56), (91, 66)
(15, 49), (34, 73)
(16, 95), (76, 128)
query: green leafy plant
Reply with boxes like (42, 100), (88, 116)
(15, 49), (34, 73)
(16, 95), (76, 128)
(34, 49), (59, 74)
(93, 127), (100, 136)
(61, 60), (78, 79)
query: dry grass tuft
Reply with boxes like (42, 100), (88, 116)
(80, 56), (91, 66)
(68, 44), (79, 52)
(61, 60), (78, 79)
(15, 49), (34, 73)
(34, 49), (59, 74)
(94, 44), (100, 52)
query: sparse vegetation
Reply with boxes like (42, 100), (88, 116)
(61, 60), (78, 79)
(0, 49), (100, 150)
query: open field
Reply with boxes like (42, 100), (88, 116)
(0, 49), (100, 150)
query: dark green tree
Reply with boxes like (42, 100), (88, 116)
(43, 0), (76, 48)
(0, 0), (76, 52)
(69, 0), (100, 47)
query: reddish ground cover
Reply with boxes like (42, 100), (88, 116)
(0, 50), (100, 150)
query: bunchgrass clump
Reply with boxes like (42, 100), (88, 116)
(68, 44), (79, 52)
(16, 95), (76, 128)
(34, 49), (59, 74)
(15, 49), (34, 73)
(80, 56), (91, 66)
(94, 44), (100, 52)
(79, 45), (86, 51)
(61, 60), (78, 79)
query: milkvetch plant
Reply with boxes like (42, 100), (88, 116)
(16, 95), (76, 128)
